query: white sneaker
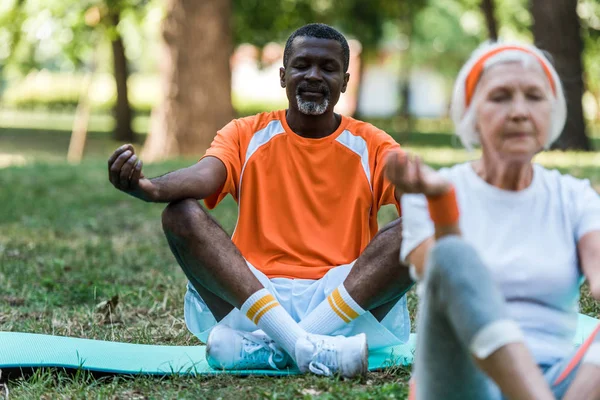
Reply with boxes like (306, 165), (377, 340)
(206, 325), (290, 370)
(294, 333), (368, 378)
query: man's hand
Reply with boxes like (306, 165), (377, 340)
(385, 150), (451, 197)
(108, 144), (156, 201)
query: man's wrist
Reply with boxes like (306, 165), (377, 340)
(134, 179), (158, 202)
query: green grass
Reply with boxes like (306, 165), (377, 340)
(1, 123), (599, 399)
(0, 158), (411, 399)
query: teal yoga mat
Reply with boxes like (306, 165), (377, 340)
(0, 334), (415, 376)
(0, 314), (597, 376)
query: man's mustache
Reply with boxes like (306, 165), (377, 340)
(297, 84), (330, 96)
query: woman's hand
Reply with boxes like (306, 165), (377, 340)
(579, 231), (600, 301)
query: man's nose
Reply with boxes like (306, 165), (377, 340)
(304, 65), (323, 81)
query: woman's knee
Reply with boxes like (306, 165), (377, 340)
(426, 235), (480, 282)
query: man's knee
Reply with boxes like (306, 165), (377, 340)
(377, 217), (402, 235)
(161, 198), (208, 237)
(370, 218), (402, 254)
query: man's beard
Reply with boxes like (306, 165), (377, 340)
(296, 85), (330, 116)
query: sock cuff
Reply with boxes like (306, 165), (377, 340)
(469, 319), (524, 359)
(327, 284), (365, 323)
(241, 289), (280, 325)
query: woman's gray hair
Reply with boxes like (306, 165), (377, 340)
(450, 41), (567, 150)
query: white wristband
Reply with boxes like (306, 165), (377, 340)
(470, 319), (524, 359)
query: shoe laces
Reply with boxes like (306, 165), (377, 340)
(306, 337), (338, 376)
(241, 333), (286, 370)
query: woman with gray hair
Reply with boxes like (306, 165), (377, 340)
(386, 42), (600, 399)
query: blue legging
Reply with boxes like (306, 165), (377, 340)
(412, 235), (600, 400)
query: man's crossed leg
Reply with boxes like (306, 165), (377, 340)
(161, 199), (413, 377)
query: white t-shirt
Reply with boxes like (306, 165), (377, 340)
(401, 162), (600, 365)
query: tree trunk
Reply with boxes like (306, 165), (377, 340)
(68, 64), (96, 164)
(398, 13), (414, 138)
(142, 0), (234, 161)
(480, 0), (498, 41)
(352, 47), (368, 120)
(110, 13), (134, 142)
(531, 0), (590, 150)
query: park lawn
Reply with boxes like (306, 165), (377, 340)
(1, 128), (600, 399)
(0, 158), (413, 399)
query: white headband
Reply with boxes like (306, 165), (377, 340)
(450, 41), (567, 150)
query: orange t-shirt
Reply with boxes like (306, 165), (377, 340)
(203, 109), (401, 279)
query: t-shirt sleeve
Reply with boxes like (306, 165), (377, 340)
(573, 178), (600, 240)
(400, 193), (434, 262)
(371, 135), (402, 214)
(201, 119), (243, 209)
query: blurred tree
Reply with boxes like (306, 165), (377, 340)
(0, 0), (37, 77)
(579, 0), (600, 122)
(85, 0), (147, 142)
(141, 0), (233, 161)
(104, 1), (138, 142)
(333, 0), (426, 120)
(232, 0), (321, 47)
(1, 0), (26, 66)
(480, 0), (498, 40)
(0, 0), (150, 142)
(532, 0), (590, 150)
(231, 0), (425, 55)
(494, 0), (532, 39)
(231, 0), (426, 121)
(410, 0), (484, 79)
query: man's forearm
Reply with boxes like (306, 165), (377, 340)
(142, 157), (227, 203)
(147, 168), (220, 203)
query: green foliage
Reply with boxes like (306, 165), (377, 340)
(232, 0), (322, 48)
(0, 0), (158, 77)
(0, 0), (27, 67)
(410, 0), (484, 78)
(331, 0), (426, 53)
(494, 0), (532, 39)
(2, 0), (600, 128)
(232, 0), (426, 55)
(580, 0), (600, 96)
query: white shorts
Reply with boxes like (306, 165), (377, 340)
(184, 261), (411, 350)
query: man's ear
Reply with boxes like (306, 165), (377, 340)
(341, 72), (350, 93)
(280, 67), (286, 88)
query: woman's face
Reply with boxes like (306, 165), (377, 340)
(474, 62), (553, 162)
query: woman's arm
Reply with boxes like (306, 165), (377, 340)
(386, 151), (460, 276)
(563, 233), (600, 400)
(579, 230), (600, 300)
(406, 237), (435, 278)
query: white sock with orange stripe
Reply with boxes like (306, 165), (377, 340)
(299, 283), (365, 335)
(240, 288), (305, 358)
